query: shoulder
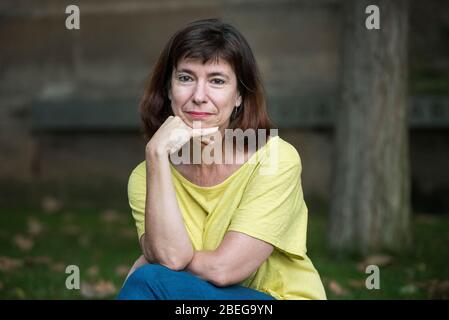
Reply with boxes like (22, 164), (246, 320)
(260, 136), (301, 167)
(130, 161), (146, 178)
(128, 161), (146, 191)
(277, 137), (301, 165)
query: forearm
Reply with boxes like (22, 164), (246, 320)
(140, 235), (156, 263)
(185, 251), (227, 287)
(144, 151), (194, 270)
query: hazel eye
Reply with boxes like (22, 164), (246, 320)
(178, 75), (192, 82)
(211, 78), (225, 85)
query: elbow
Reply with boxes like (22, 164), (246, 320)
(143, 236), (194, 271)
(208, 264), (235, 287)
(160, 258), (189, 271)
(142, 247), (154, 263)
(209, 262), (252, 287)
(210, 273), (230, 287)
(210, 276), (231, 287)
(157, 249), (194, 271)
(161, 263), (185, 272)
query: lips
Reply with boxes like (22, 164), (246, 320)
(185, 111), (213, 118)
(186, 111), (213, 115)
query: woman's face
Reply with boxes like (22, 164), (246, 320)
(169, 57), (242, 133)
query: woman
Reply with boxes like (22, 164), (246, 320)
(117, 18), (326, 300)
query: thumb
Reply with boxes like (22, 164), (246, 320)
(201, 136), (215, 146)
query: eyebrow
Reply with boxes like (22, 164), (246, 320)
(176, 68), (230, 80)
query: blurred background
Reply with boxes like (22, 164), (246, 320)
(0, 0), (448, 299)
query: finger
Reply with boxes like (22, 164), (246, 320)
(201, 136), (215, 145)
(168, 146), (178, 155)
(202, 127), (219, 136)
(192, 126), (219, 137)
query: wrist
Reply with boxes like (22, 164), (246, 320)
(145, 143), (168, 160)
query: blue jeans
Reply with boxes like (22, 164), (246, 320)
(117, 264), (276, 300)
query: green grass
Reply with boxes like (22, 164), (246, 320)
(0, 205), (448, 299)
(0, 206), (141, 299)
(307, 213), (449, 299)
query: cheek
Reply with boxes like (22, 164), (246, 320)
(171, 86), (191, 105)
(214, 92), (238, 112)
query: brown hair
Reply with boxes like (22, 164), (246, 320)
(139, 18), (275, 142)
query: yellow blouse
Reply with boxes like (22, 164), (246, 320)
(127, 136), (326, 299)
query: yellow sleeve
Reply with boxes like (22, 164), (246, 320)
(127, 163), (147, 241)
(228, 146), (308, 258)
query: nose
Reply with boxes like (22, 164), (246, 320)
(192, 80), (207, 105)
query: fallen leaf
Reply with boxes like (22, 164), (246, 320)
(49, 262), (66, 273)
(13, 234), (34, 251)
(61, 225), (81, 236)
(119, 228), (135, 239)
(41, 196), (63, 214)
(100, 210), (122, 223)
(357, 254), (393, 272)
(80, 280), (116, 299)
(421, 279), (449, 299)
(27, 217), (44, 237)
(115, 265), (130, 277)
(87, 266), (99, 278)
(399, 284), (418, 295)
(348, 279), (366, 289)
(0, 256), (24, 272)
(328, 280), (349, 296)
(78, 235), (90, 247)
(24, 255), (53, 266)
(63, 212), (74, 223)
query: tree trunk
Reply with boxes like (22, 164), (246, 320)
(329, 0), (411, 254)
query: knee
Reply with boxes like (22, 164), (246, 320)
(124, 264), (171, 288)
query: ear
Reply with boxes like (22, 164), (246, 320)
(168, 88), (172, 101)
(236, 93), (242, 107)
